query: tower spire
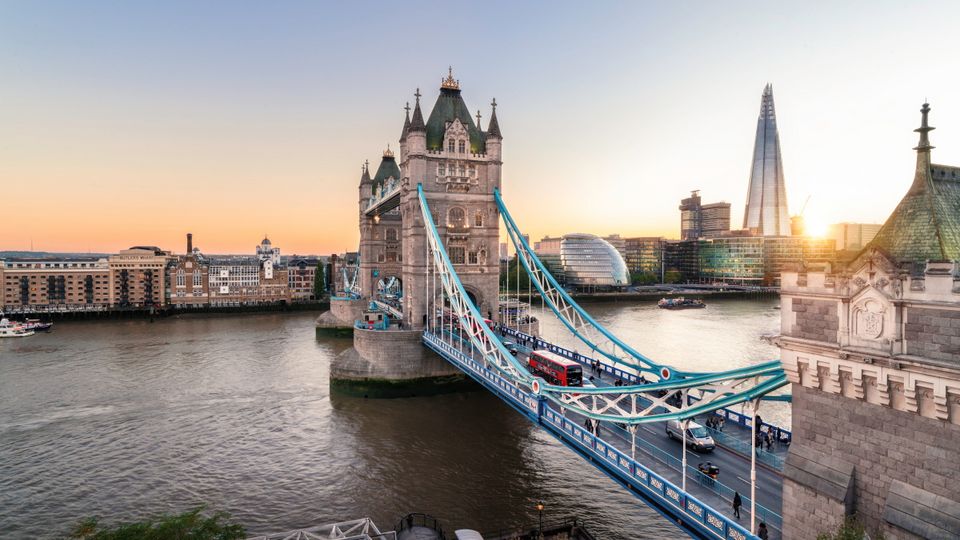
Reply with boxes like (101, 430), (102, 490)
(409, 88), (426, 132)
(400, 101), (411, 141)
(909, 102), (936, 194)
(486, 98), (502, 139)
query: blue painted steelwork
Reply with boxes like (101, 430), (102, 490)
(496, 188), (783, 386)
(423, 331), (759, 540)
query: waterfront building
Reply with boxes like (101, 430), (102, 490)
(622, 237), (664, 279)
(663, 235), (836, 286)
(499, 242), (508, 261)
(743, 84), (791, 236)
(288, 257), (322, 301)
(828, 222), (883, 252)
(533, 236), (564, 282)
(107, 247), (171, 308)
(679, 190), (731, 240)
(1, 257), (110, 311)
(168, 233), (209, 308)
(776, 103), (960, 539)
(559, 233), (629, 290)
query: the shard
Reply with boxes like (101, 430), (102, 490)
(743, 84), (791, 236)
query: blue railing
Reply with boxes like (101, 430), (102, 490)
(498, 326), (792, 445)
(423, 331), (760, 540)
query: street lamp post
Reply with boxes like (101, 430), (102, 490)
(750, 398), (758, 535)
(536, 501), (544, 538)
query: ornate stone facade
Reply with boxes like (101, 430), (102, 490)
(775, 104), (960, 539)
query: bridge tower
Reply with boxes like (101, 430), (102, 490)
(359, 150), (404, 298)
(400, 69), (503, 329)
(775, 103), (960, 539)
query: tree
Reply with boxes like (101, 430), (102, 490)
(71, 507), (245, 540)
(313, 260), (325, 299)
(499, 255), (533, 292)
(631, 271), (658, 285)
(663, 270), (682, 284)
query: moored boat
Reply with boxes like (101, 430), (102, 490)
(657, 297), (706, 310)
(22, 319), (54, 332)
(0, 317), (35, 338)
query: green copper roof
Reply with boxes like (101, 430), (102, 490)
(425, 88), (486, 154)
(372, 154), (401, 189)
(867, 163), (960, 264)
(865, 105), (960, 264)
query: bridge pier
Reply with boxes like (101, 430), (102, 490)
(315, 297), (366, 337)
(330, 328), (475, 398)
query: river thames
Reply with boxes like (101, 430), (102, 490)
(0, 297), (784, 539)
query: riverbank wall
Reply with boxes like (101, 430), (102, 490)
(2, 301), (329, 322)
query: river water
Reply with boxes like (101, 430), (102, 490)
(0, 297), (784, 539)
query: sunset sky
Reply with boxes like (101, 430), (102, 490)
(2, 1), (960, 255)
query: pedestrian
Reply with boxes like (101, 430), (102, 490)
(765, 431), (773, 451)
(757, 522), (769, 540)
(755, 414), (763, 431)
(732, 491), (742, 519)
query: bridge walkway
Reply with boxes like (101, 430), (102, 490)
(435, 329), (783, 538)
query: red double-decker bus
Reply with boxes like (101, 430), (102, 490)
(528, 350), (583, 387)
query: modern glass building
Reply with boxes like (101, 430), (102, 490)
(560, 233), (629, 288)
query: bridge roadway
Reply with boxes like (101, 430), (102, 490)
(431, 328), (785, 539)
(514, 349), (785, 536)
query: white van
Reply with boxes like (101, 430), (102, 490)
(665, 419), (715, 452)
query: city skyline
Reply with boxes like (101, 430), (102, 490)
(3, 2), (960, 254)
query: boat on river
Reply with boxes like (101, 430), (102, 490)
(657, 297), (706, 310)
(22, 319), (54, 332)
(0, 317), (35, 338)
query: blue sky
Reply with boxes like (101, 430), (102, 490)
(2, 1), (959, 252)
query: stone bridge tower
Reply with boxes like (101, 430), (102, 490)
(399, 69), (503, 329)
(775, 104), (960, 539)
(359, 150), (405, 298)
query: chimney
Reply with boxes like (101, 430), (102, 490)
(187, 233), (193, 253)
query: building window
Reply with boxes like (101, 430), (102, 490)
(458, 140), (466, 153)
(450, 247), (465, 264)
(447, 139), (455, 152)
(447, 207), (466, 228)
(468, 251), (478, 264)
(177, 270), (185, 287)
(386, 228), (398, 242)
(193, 271), (202, 287)
(474, 211), (483, 227)
(438, 163), (446, 176)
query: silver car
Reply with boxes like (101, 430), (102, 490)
(665, 419), (715, 452)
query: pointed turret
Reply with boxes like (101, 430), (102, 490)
(909, 102), (935, 194)
(743, 83), (790, 236)
(409, 88), (426, 133)
(400, 102), (411, 142)
(359, 160), (372, 185)
(486, 98), (502, 139)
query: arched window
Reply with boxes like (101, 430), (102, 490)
(447, 207), (466, 228)
(458, 140), (466, 153)
(474, 211), (483, 227)
(386, 228), (398, 242)
(193, 271), (202, 287)
(176, 269), (185, 287)
(447, 139), (455, 152)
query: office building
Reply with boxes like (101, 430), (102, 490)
(828, 223), (883, 252)
(680, 191), (731, 240)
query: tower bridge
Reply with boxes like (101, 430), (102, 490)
(321, 73), (960, 539)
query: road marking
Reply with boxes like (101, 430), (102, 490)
(737, 476), (748, 483)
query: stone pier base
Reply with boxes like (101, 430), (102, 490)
(331, 328), (476, 398)
(315, 297), (366, 337)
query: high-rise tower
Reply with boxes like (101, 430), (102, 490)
(743, 84), (791, 236)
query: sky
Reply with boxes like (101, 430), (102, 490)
(2, 1), (960, 255)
